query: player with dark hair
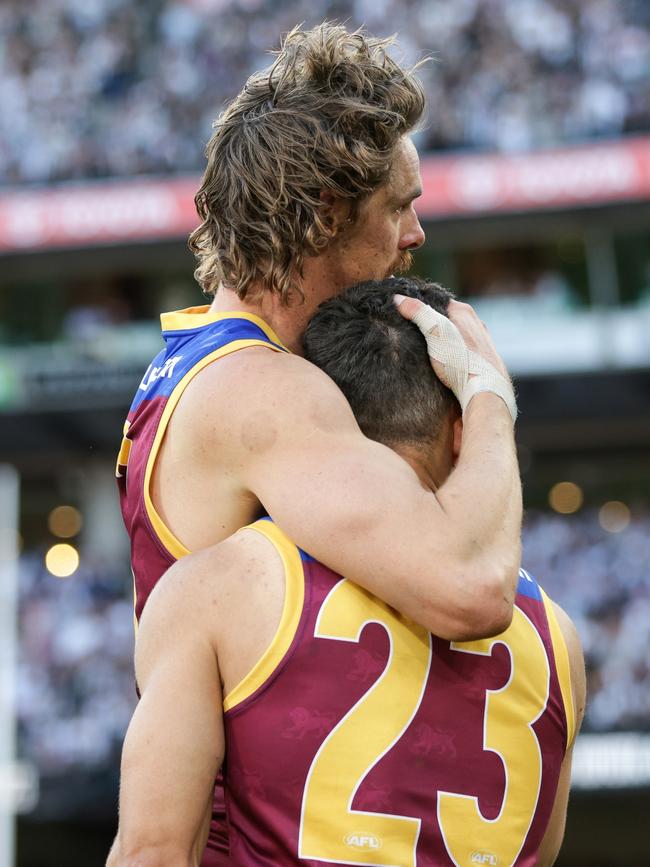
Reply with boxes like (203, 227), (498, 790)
(111, 278), (584, 867)
(116, 23), (523, 865)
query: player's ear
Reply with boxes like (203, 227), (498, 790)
(451, 415), (463, 467)
(319, 190), (351, 235)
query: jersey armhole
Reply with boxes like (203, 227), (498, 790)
(540, 588), (576, 749)
(142, 339), (285, 561)
(222, 520), (305, 712)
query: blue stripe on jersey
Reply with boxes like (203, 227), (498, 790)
(128, 317), (285, 413)
(258, 515), (315, 563)
(299, 550), (316, 563)
(516, 568), (543, 601)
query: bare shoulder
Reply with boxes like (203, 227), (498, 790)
(146, 533), (257, 612)
(137, 538), (243, 647)
(137, 525), (287, 694)
(178, 345), (359, 449)
(142, 528), (284, 635)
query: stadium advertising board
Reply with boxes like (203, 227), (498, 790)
(1, 136), (649, 253)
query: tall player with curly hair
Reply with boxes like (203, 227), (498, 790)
(114, 23), (523, 866)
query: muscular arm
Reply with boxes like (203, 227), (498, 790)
(188, 345), (521, 641)
(107, 559), (224, 867)
(537, 602), (587, 866)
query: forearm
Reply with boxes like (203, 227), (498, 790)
(106, 837), (192, 867)
(395, 294), (522, 606)
(436, 395), (522, 609)
(254, 420), (521, 641)
(113, 591), (224, 867)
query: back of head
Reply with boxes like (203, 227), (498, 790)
(189, 22), (425, 302)
(303, 277), (458, 448)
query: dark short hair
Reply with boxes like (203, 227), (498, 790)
(303, 277), (459, 447)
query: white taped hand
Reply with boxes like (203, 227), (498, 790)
(408, 302), (518, 424)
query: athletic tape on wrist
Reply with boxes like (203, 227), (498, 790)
(410, 303), (517, 424)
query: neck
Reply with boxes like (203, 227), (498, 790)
(209, 288), (305, 354)
(209, 257), (348, 354)
(208, 246), (359, 354)
(392, 416), (457, 493)
(396, 444), (450, 494)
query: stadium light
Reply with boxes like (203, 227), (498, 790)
(47, 505), (82, 539)
(598, 501), (630, 533)
(45, 544), (79, 578)
(548, 481), (583, 514)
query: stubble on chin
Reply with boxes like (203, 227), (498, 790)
(390, 250), (413, 277)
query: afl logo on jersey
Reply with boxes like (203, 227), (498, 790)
(344, 832), (382, 851)
(471, 852), (498, 865)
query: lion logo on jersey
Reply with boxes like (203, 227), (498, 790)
(347, 648), (385, 682)
(409, 722), (457, 757)
(282, 706), (334, 739)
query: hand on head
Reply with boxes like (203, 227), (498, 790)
(394, 294), (517, 424)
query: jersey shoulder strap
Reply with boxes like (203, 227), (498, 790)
(223, 519), (308, 713)
(132, 310), (289, 557)
(517, 568), (576, 748)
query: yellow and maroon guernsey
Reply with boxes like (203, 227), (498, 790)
(116, 306), (289, 866)
(116, 306), (288, 620)
(223, 519), (576, 867)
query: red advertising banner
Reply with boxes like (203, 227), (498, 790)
(419, 135), (650, 216)
(0, 177), (199, 253)
(1, 137), (649, 253)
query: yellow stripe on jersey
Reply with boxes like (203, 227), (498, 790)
(115, 419), (132, 478)
(223, 520), (305, 712)
(160, 307), (290, 352)
(541, 589), (576, 748)
(143, 338), (286, 561)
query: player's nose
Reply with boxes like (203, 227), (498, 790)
(400, 214), (425, 250)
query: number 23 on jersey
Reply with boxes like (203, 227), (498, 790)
(299, 579), (551, 867)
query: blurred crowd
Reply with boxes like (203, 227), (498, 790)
(17, 552), (135, 777)
(16, 508), (650, 797)
(1, 0), (649, 186)
(524, 508), (650, 732)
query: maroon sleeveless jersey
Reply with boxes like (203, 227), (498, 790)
(223, 520), (576, 867)
(116, 307), (288, 865)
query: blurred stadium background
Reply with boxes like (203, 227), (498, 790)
(1, 0), (649, 864)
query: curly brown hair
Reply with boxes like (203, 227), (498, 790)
(188, 22), (426, 303)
